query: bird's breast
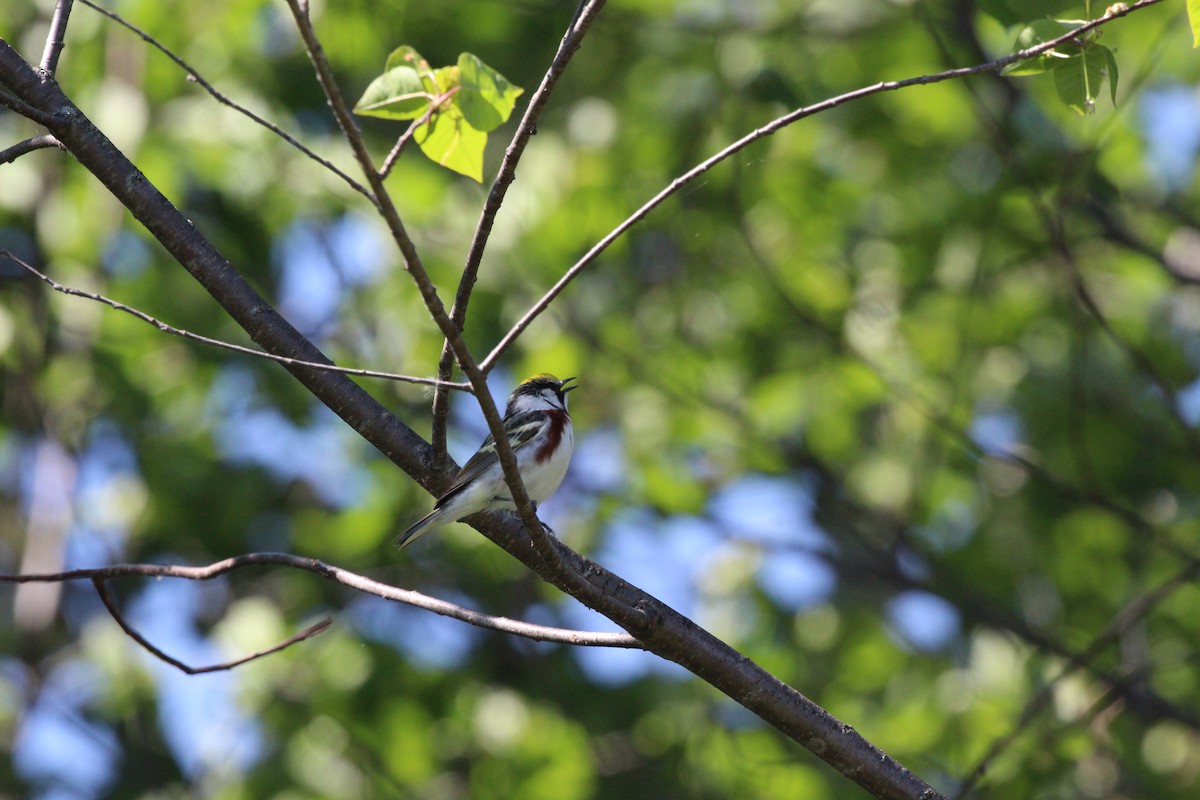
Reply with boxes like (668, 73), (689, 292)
(535, 410), (570, 463)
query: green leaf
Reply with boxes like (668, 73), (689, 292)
(1052, 47), (1109, 114)
(1190, 0), (1200, 47)
(432, 65), (461, 95)
(414, 105), (487, 181)
(1001, 54), (1055, 77)
(1099, 44), (1119, 106)
(385, 45), (434, 81)
(353, 65), (433, 120)
(454, 52), (524, 133)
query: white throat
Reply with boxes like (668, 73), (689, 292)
(509, 387), (566, 415)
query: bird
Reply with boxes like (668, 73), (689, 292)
(394, 373), (578, 550)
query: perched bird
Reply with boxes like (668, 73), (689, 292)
(394, 374), (578, 550)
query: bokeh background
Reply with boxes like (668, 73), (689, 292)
(3, 0), (1200, 797)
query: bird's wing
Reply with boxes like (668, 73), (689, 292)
(438, 412), (548, 502)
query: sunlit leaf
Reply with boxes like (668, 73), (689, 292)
(354, 64), (433, 120)
(414, 105), (487, 181)
(1052, 47), (1110, 114)
(385, 45), (434, 81)
(1001, 54), (1055, 77)
(455, 52), (524, 133)
(432, 64), (461, 95)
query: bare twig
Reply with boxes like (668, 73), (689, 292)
(0, 249), (470, 391)
(0, 553), (643, 650)
(0, 88), (55, 126)
(377, 104), (437, 180)
(0, 133), (65, 163)
(76, 0), (376, 205)
(39, 0), (74, 74)
(92, 575), (332, 674)
(458, 0), (606, 309)
(481, 0), (1165, 371)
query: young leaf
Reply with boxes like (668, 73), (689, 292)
(354, 65), (433, 120)
(1190, 0), (1200, 47)
(385, 45), (434, 81)
(432, 65), (462, 95)
(455, 52), (524, 133)
(1001, 54), (1055, 76)
(1100, 44), (1119, 105)
(1052, 47), (1109, 114)
(415, 106), (487, 181)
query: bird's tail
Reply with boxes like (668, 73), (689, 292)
(393, 507), (446, 550)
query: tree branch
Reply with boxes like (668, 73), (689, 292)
(377, 102), (437, 180)
(1, 248), (470, 391)
(0, 133), (64, 163)
(481, 0), (1166, 371)
(0, 553), (643, 650)
(0, 87), (55, 126)
(92, 576), (333, 674)
(479, 515), (950, 800)
(39, 0), (74, 74)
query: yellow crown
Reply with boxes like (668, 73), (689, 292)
(521, 372), (560, 384)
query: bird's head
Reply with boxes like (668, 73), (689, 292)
(506, 373), (578, 415)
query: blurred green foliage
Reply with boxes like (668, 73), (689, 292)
(2, 0), (1200, 798)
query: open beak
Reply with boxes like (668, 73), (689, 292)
(560, 376), (579, 393)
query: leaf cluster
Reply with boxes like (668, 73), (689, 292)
(354, 46), (524, 180)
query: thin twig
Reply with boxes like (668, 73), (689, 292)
(39, 0), (74, 74)
(0, 553), (643, 649)
(377, 104), (437, 180)
(92, 575), (332, 674)
(75, 0), (376, 205)
(430, 0), (606, 465)
(458, 0), (605, 309)
(0, 133), (65, 164)
(0, 88), (56, 126)
(0, 248), (470, 390)
(480, 0), (1165, 371)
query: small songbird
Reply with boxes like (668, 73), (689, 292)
(394, 374), (578, 550)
